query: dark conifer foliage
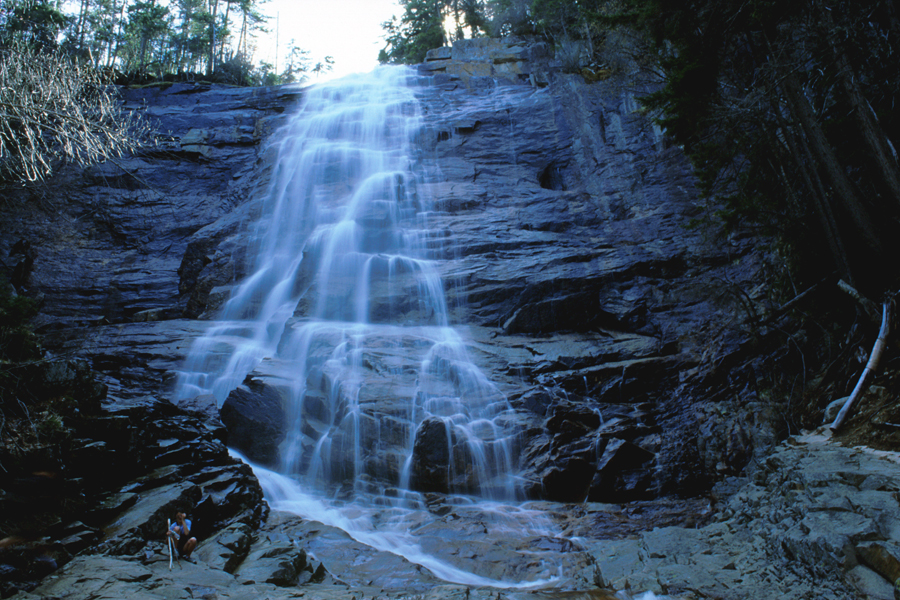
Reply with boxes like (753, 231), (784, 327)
(0, 0), (67, 49)
(379, 0), (447, 64)
(625, 0), (900, 297)
(0, 0), (325, 85)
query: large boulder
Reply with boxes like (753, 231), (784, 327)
(421, 37), (556, 86)
(410, 417), (452, 493)
(220, 379), (287, 467)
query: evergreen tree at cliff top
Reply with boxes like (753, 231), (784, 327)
(621, 0), (900, 299)
(0, 0), (297, 85)
(379, 0), (446, 64)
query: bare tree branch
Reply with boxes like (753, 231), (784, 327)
(0, 43), (150, 186)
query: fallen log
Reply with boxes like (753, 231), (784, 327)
(830, 300), (892, 431)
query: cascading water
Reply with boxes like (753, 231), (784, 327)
(175, 67), (552, 587)
(178, 66), (517, 499)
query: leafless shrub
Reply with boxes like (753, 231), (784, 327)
(0, 43), (149, 186)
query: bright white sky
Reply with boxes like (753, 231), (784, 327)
(259, 0), (403, 82)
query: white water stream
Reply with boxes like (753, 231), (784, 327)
(248, 451), (562, 589)
(177, 66), (517, 494)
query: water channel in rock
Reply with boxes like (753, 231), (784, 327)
(175, 66), (663, 594)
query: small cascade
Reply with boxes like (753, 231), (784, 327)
(176, 66), (520, 503)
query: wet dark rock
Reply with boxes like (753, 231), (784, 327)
(514, 388), (555, 417)
(193, 522), (253, 573)
(411, 417), (451, 493)
(547, 403), (602, 433)
(5, 65), (777, 503)
(0, 364), (265, 596)
(220, 379), (287, 467)
(411, 416), (480, 495)
(589, 438), (656, 502)
(178, 393), (220, 422)
(88, 492), (139, 523)
(8, 238), (36, 290)
(178, 199), (262, 318)
(540, 456), (595, 502)
(235, 543), (317, 586)
(177, 394), (228, 444)
(1, 83), (291, 404)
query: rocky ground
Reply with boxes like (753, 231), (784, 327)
(0, 389), (266, 597)
(6, 428), (900, 600)
(591, 430), (900, 600)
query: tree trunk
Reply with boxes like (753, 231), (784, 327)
(772, 104), (854, 286)
(219, 0), (230, 65)
(830, 300), (892, 431)
(138, 35), (149, 72)
(178, 1), (193, 74)
(76, 0), (90, 51)
(108, 0), (126, 69)
(780, 73), (884, 258)
(207, 0), (219, 76)
(238, 11), (247, 58)
(833, 49), (900, 210)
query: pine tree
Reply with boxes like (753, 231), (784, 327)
(0, 0), (68, 49)
(124, 0), (171, 73)
(624, 0), (900, 295)
(379, 0), (446, 64)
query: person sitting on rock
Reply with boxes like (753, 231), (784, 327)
(168, 511), (197, 562)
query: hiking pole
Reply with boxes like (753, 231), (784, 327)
(167, 519), (173, 570)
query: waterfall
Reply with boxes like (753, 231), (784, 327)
(172, 67), (683, 596)
(176, 66), (519, 502)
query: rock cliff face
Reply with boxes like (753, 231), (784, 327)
(1, 41), (776, 505)
(171, 49), (772, 501)
(1, 83), (296, 396)
(411, 66), (769, 500)
(5, 38), (900, 600)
